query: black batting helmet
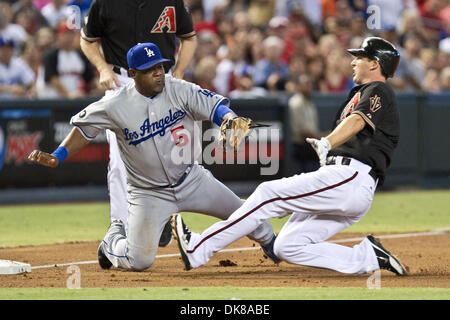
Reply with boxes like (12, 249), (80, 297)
(347, 37), (400, 78)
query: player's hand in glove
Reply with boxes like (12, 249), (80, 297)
(28, 150), (59, 168)
(219, 116), (252, 152)
(306, 137), (331, 167)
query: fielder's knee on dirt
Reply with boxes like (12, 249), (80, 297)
(126, 248), (156, 271)
(128, 256), (154, 271)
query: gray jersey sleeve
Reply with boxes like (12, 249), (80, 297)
(169, 77), (230, 122)
(70, 97), (113, 140)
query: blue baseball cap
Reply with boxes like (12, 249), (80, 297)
(0, 37), (14, 47)
(127, 42), (170, 70)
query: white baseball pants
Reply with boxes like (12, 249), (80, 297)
(104, 73), (133, 232)
(102, 164), (275, 271)
(185, 157), (380, 274)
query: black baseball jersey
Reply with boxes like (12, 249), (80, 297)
(82, 0), (195, 71)
(328, 81), (400, 184)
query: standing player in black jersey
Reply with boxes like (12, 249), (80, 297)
(172, 37), (408, 276)
(80, 0), (197, 247)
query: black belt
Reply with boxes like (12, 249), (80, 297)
(326, 156), (377, 181)
(112, 66), (131, 77)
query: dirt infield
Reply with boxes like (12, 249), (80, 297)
(1, 233), (449, 288)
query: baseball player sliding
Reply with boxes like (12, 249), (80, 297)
(28, 42), (277, 271)
(172, 37), (408, 276)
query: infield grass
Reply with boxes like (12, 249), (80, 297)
(0, 287), (448, 300)
(0, 190), (449, 247)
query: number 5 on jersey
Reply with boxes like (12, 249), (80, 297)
(171, 126), (189, 147)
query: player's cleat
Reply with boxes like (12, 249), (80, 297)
(367, 235), (408, 276)
(98, 220), (126, 270)
(171, 214), (192, 271)
(261, 234), (281, 263)
(159, 219), (173, 247)
(97, 241), (112, 270)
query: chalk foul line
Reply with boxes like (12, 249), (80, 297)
(30, 229), (449, 270)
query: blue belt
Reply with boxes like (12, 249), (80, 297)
(162, 165), (193, 189)
(141, 165), (193, 190)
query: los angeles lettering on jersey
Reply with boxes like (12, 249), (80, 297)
(124, 109), (186, 146)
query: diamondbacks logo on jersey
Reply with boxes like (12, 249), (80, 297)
(123, 109), (186, 146)
(369, 94), (382, 113)
(341, 92), (361, 119)
(151, 6), (176, 33)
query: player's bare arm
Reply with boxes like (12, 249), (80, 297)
(80, 30), (120, 90)
(306, 114), (366, 166)
(172, 33), (197, 79)
(325, 113), (366, 148)
(28, 127), (90, 168)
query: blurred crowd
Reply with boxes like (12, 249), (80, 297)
(0, 0), (449, 100)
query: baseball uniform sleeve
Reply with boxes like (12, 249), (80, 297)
(352, 83), (390, 132)
(176, 0), (195, 36)
(82, 0), (103, 40)
(70, 98), (112, 140)
(172, 78), (230, 122)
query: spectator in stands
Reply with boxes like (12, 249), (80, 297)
(215, 11), (234, 45)
(20, 36), (43, 96)
(334, 0), (354, 26)
(0, 1), (28, 51)
(420, 47), (438, 70)
(288, 74), (323, 173)
(36, 20), (97, 99)
(0, 37), (35, 99)
(267, 16), (289, 39)
(213, 30), (252, 95)
(423, 68), (441, 92)
(319, 48), (349, 92)
(247, 27), (265, 64)
(202, 0), (229, 22)
(397, 8), (428, 47)
(306, 55), (325, 91)
(229, 72), (267, 98)
(318, 33), (340, 59)
(11, 0), (48, 34)
(248, 0), (276, 28)
(275, 0), (322, 27)
(392, 31), (426, 92)
(285, 54), (306, 93)
(41, 0), (70, 29)
(418, 0), (445, 45)
(349, 11), (370, 39)
(193, 55), (218, 92)
(191, 3), (218, 35)
(252, 35), (289, 92)
(35, 26), (55, 53)
(233, 10), (251, 32)
(193, 31), (221, 70)
(440, 66), (450, 91)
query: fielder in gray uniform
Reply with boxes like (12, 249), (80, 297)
(28, 42), (276, 271)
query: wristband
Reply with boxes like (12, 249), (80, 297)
(51, 146), (68, 163)
(213, 103), (234, 126)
